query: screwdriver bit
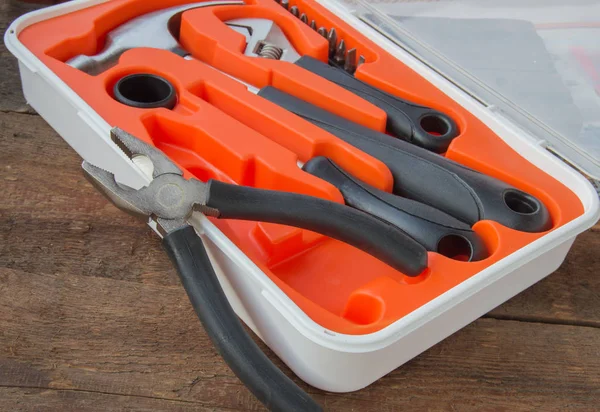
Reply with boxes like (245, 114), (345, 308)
(327, 28), (337, 57)
(344, 48), (357, 73)
(334, 39), (346, 65)
(300, 13), (308, 24)
(281, 0), (289, 10)
(317, 27), (327, 38)
(358, 55), (366, 68)
(290, 6), (299, 17)
(310, 20), (317, 30)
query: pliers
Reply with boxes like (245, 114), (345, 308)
(82, 127), (428, 411)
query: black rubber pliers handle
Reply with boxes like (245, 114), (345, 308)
(204, 180), (428, 277)
(303, 157), (488, 261)
(257, 86), (552, 233)
(162, 180), (430, 411)
(295, 56), (459, 153)
(164, 225), (321, 412)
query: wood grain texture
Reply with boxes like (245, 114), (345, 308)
(2, 266), (600, 411)
(0, 388), (233, 412)
(1, 1), (600, 410)
(1, 0), (40, 113)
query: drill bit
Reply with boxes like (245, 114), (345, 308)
(310, 20), (317, 30)
(290, 6), (299, 17)
(334, 39), (346, 65)
(344, 48), (357, 73)
(281, 0), (289, 10)
(317, 27), (327, 38)
(300, 13), (308, 24)
(357, 55), (366, 68)
(327, 28), (337, 58)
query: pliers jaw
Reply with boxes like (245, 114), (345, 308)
(109, 127), (183, 179)
(82, 127), (213, 236)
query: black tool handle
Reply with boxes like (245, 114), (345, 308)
(257, 86), (552, 233)
(164, 225), (322, 412)
(205, 180), (428, 276)
(295, 56), (458, 153)
(303, 157), (488, 261)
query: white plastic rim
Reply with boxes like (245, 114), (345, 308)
(5, 0), (600, 358)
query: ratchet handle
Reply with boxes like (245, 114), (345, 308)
(205, 180), (428, 276)
(303, 157), (488, 261)
(294, 56), (458, 153)
(257, 86), (551, 233)
(163, 225), (321, 412)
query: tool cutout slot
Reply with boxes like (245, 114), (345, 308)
(113, 73), (178, 109)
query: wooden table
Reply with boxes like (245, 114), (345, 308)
(1, 1), (599, 410)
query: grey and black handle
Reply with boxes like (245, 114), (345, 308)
(303, 157), (488, 261)
(162, 180), (431, 410)
(257, 86), (552, 234)
(295, 56), (459, 153)
(164, 225), (321, 412)
(205, 179), (428, 276)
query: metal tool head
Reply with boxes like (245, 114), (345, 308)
(67, 1), (244, 75)
(83, 128), (211, 235)
(327, 27), (337, 57)
(109, 128), (183, 179)
(225, 18), (301, 62)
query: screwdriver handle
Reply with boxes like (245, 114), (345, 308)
(303, 157), (488, 261)
(205, 180), (428, 276)
(257, 86), (551, 233)
(294, 56), (458, 153)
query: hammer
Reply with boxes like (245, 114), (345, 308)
(67, 1), (244, 75)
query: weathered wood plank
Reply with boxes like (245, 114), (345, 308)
(1, 111), (178, 286)
(1, 0), (42, 113)
(488, 226), (600, 327)
(0, 388), (234, 412)
(1, 268), (599, 411)
(0, 268), (279, 411)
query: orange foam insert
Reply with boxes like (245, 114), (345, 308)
(18, 0), (584, 335)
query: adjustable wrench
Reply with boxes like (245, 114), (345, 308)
(226, 18), (459, 153)
(65, 2), (457, 152)
(66, 1), (244, 74)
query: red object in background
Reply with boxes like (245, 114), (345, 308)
(571, 46), (600, 96)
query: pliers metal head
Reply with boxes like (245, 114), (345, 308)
(82, 131), (323, 412)
(82, 128), (216, 235)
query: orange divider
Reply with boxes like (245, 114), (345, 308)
(185, 74), (394, 191)
(18, 0), (585, 335)
(179, 4), (389, 131)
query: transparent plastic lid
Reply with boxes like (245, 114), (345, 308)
(332, 0), (600, 180)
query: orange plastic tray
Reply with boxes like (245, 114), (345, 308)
(19, 0), (584, 335)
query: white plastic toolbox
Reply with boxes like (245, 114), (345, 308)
(5, 0), (600, 393)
